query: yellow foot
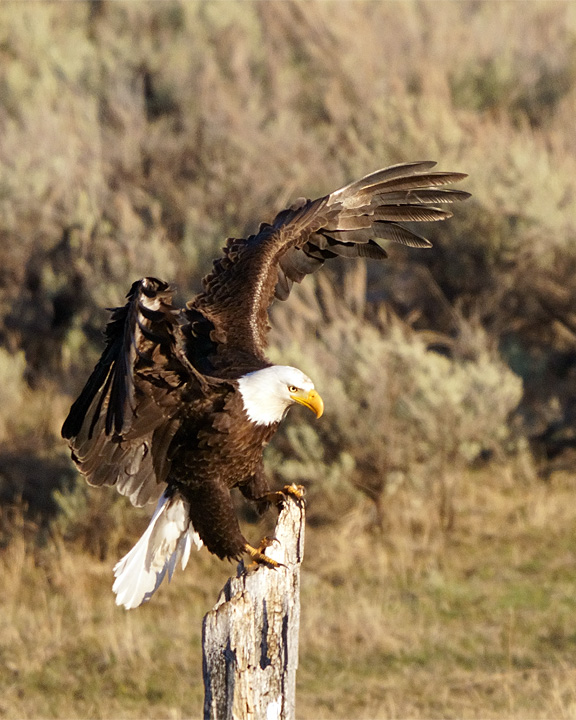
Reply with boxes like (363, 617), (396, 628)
(244, 539), (284, 569)
(283, 483), (305, 501)
(262, 483), (306, 506)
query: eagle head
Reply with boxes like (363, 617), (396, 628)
(237, 365), (324, 426)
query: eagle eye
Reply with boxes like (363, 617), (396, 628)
(288, 385), (299, 393)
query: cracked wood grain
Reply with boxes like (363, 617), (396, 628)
(203, 494), (305, 720)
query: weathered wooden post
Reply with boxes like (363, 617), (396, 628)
(202, 492), (305, 720)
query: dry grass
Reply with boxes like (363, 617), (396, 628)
(3, 467), (576, 719)
(297, 464), (576, 719)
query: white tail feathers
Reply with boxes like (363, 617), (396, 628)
(112, 492), (202, 609)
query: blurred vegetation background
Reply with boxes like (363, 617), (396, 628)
(1, 1), (576, 718)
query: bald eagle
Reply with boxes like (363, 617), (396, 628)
(62, 162), (468, 608)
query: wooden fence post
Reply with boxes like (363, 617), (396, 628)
(202, 492), (305, 720)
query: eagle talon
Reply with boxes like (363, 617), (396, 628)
(282, 483), (305, 501)
(244, 542), (284, 569)
(258, 536), (280, 550)
(261, 483), (306, 507)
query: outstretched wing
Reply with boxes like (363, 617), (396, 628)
(186, 161), (469, 364)
(62, 277), (200, 507)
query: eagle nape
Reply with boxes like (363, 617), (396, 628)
(62, 161), (469, 609)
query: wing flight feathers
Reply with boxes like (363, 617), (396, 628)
(62, 278), (190, 506)
(187, 161), (468, 358)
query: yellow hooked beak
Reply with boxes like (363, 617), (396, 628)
(290, 388), (324, 419)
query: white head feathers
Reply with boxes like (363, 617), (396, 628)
(237, 365), (317, 426)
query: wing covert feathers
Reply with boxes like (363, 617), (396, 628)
(187, 161), (468, 357)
